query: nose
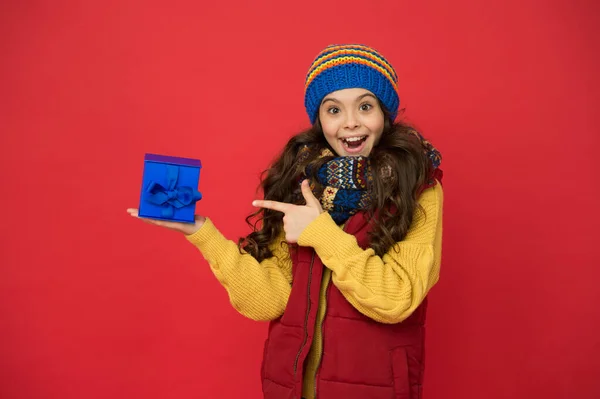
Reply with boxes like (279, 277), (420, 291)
(344, 110), (360, 130)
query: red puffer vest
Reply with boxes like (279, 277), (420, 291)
(260, 194), (436, 399)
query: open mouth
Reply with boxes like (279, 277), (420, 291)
(341, 136), (368, 153)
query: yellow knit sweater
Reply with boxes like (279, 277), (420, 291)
(185, 181), (444, 399)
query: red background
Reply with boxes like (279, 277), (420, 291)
(1, 1), (599, 398)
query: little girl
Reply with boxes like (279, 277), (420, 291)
(128, 43), (444, 399)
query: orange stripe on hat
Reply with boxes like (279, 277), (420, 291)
(305, 56), (398, 93)
(308, 46), (398, 81)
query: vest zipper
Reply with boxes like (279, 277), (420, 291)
(314, 278), (329, 399)
(313, 223), (347, 398)
(293, 251), (316, 377)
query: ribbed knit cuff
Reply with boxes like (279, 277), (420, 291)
(298, 212), (363, 262)
(184, 218), (230, 261)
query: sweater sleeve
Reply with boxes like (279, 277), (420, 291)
(297, 181), (444, 324)
(184, 218), (293, 321)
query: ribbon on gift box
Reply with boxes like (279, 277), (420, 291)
(143, 165), (202, 218)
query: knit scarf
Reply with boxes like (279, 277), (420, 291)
(299, 131), (442, 225)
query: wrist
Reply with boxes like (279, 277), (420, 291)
(183, 215), (206, 236)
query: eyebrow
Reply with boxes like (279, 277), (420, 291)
(321, 92), (377, 105)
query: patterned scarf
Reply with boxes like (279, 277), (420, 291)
(299, 131), (442, 225)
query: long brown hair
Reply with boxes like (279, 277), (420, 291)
(238, 108), (434, 262)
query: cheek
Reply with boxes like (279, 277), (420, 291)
(320, 119), (338, 141)
(367, 113), (385, 140)
(373, 130), (383, 146)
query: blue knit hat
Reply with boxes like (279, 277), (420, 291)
(304, 44), (400, 124)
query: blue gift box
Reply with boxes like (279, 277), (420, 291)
(138, 153), (202, 224)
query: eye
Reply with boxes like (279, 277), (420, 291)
(327, 106), (340, 114)
(360, 103), (373, 111)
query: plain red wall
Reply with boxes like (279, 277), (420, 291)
(1, 1), (599, 398)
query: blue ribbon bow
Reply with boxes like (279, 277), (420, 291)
(144, 165), (202, 219)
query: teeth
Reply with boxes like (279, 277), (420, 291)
(344, 136), (366, 142)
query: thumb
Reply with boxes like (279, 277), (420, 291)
(301, 179), (321, 208)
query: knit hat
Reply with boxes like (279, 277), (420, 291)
(304, 44), (400, 124)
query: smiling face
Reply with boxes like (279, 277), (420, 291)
(318, 88), (385, 157)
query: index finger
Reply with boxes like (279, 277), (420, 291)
(252, 200), (290, 213)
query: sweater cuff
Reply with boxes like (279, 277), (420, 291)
(184, 217), (228, 255)
(298, 212), (360, 260)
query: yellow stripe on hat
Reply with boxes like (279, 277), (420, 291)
(309, 45), (398, 81)
(305, 56), (399, 93)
